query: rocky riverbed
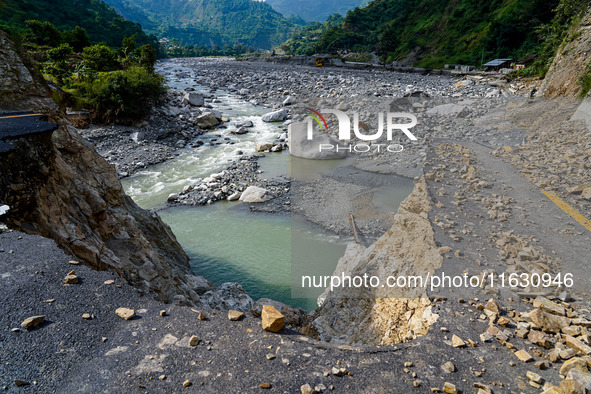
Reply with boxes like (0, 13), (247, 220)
(4, 50), (591, 393)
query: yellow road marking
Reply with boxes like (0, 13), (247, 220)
(0, 113), (42, 119)
(542, 190), (591, 233)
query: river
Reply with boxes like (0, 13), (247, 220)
(122, 60), (413, 311)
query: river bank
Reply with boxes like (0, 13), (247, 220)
(75, 57), (537, 309)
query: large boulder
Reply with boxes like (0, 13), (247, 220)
(239, 186), (273, 203)
(196, 113), (219, 129)
(288, 122), (348, 160)
(262, 109), (288, 122)
(182, 92), (204, 107)
(200, 282), (254, 312)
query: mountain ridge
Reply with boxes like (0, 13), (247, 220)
(102, 0), (302, 48)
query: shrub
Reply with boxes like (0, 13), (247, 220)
(82, 44), (118, 71)
(77, 66), (165, 123)
(62, 26), (90, 53)
(139, 44), (157, 71)
(579, 61), (591, 97)
(24, 20), (61, 47)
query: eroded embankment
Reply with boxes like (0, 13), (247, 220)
(311, 177), (442, 345)
(0, 30), (208, 305)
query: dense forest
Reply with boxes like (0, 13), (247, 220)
(0, 0), (158, 47)
(264, 0), (367, 22)
(0, 0), (164, 123)
(287, 0), (589, 73)
(102, 0), (302, 48)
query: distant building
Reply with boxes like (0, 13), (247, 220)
(515, 54), (538, 70)
(483, 58), (513, 72)
(444, 64), (476, 72)
(159, 38), (170, 44)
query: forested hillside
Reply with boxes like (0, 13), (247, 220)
(302, 0), (589, 71)
(103, 0), (302, 48)
(264, 0), (367, 22)
(0, 0), (157, 47)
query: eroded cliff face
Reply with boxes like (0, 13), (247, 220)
(0, 31), (209, 304)
(311, 178), (441, 345)
(539, 6), (591, 98)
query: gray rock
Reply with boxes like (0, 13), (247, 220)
(231, 126), (249, 135)
(283, 96), (295, 106)
(255, 142), (274, 152)
(182, 92), (204, 107)
(227, 192), (241, 201)
(201, 282), (254, 312)
(130, 131), (145, 143)
(426, 104), (468, 117)
(188, 275), (214, 295)
(239, 186), (273, 203)
(196, 113), (219, 129)
(288, 122), (348, 160)
(167, 193), (179, 202)
(441, 361), (456, 373)
(236, 120), (254, 128)
(262, 109), (288, 122)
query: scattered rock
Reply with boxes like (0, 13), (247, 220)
(14, 379), (29, 387)
(261, 109), (288, 122)
(64, 270), (78, 284)
(533, 296), (565, 316)
(21, 315), (45, 328)
(239, 186), (273, 203)
(231, 126), (249, 135)
(115, 308), (135, 320)
(560, 357), (589, 376)
(300, 383), (317, 394)
(196, 113), (220, 129)
(442, 381), (458, 394)
(515, 349), (534, 363)
(441, 361), (456, 373)
(183, 380), (191, 388)
(565, 335), (591, 355)
(255, 142), (274, 152)
(451, 334), (466, 348)
(527, 371), (543, 384)
(261, 305), (284, 333)
(228, 310), (244, 321)
(259, 382), (271, 389)
(189, 335), (200, 346)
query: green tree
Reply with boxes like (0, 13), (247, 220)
(62, 26), (90, 52)
(140, 44), (157, 71)
(24, 20), (61, 47)
(82, 44), (118, 71)
(79, 66), (165, 123)
(47, 43), (73, 64)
